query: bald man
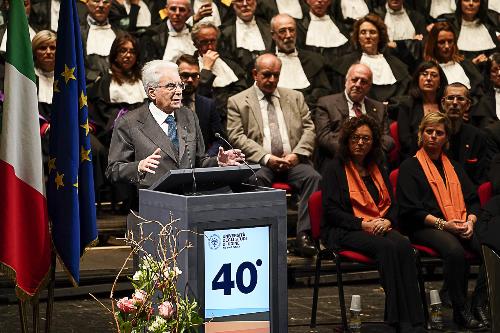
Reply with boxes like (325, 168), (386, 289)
(313, 63), (394, 171)
(227, 54), (321, 257)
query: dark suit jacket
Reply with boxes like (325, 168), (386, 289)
(474, 88), (500, 128)
(106, 104), (217, 188)
(194, 93), (224, 156)
(30, 0), (88, 31)
(313, 92), (394, 171)
(219, 16), (273, 82)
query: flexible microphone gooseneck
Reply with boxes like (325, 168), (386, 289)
(184, 128), (197, 195)
(215, 132), (258, 183)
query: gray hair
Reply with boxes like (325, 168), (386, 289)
(270, 13), (295, 32)
(191, 21), (220, 43)
(141, 60), (178, 95)
(166, 0), (191, 8)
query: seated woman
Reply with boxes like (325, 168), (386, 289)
(322, 115), (425, 333)
(333, 13), (410, 104)
(88, 33), (147, 147)
(397, 112), (488, 329)
(396, 60), (446, 161)
(423, 21), (484, 120)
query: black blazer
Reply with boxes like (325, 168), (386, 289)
(321, 158), (397, 249)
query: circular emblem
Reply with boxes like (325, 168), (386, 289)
(208, 234), (221, 250)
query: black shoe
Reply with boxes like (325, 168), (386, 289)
(453, 307), (483, 329)
(295, 232), (317, 257)
(473, 305), (490, 328)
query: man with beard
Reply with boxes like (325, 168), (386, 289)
(176, 54), (224, 156)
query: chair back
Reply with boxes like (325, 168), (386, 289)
(482, 245), (500, 332)
(478, 182), (492, 207)
(308, 191), (323, 240)
(389, 121), (400, 164)
(389, 168), (399, 197)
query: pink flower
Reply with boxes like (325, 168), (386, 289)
(132, 290), (148, 306)
(117, 297), (137, 313)
(158, 301), (175, 319)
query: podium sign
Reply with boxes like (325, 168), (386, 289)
(204, 226), (270, 319)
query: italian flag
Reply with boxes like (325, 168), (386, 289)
(0, 0), (51, 298)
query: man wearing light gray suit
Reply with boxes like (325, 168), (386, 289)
(106, 60), (243, 190)
(313, 63), (394, 172)
(227, 53), (321, 257)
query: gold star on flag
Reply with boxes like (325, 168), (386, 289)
(61, 64), (76, 84)
(80, 146), (91, 162)
(55, 172), (64, 190)
(80, 118), (90, 136)
(73, 177), (79, 189)
(48, 157), (56, 174)
(53, 80), (60, 93)
(79, 91), (88, 109)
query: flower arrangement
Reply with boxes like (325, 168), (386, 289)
(96, 213), (203, 333)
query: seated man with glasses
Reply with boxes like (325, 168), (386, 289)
(107, 60), (244, 191)
(176, 54), (225, 156)
(440, 82), (493, 186)
(313, 63), (393, 173)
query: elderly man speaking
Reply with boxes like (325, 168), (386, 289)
(106, 60), (243, 189)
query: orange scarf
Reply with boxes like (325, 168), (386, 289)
(345, 161), (392, 221)
(415, 148), (467, 221)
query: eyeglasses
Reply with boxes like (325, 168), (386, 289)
(197, 39), (217, 46)
(179, 72), (200, 80)
(118, 47), (136, 55)
(444, 95), (468, 102)
(350, 135), (372, 143)
(156, 82), (185, 91)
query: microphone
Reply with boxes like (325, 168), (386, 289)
(215, 132), (258, 184)
(184, 128), (197, 195)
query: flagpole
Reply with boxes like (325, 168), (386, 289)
(33, 295), (40, 333)
(45, 251), (56, 333)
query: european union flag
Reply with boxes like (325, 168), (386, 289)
(47, 0), (98, 285)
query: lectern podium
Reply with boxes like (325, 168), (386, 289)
(137, 166), (288, 333)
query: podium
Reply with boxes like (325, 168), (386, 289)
(137, 166), (288, 333)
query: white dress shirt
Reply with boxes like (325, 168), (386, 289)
(51, 0), (61, 31)
(345, 91), (367, 118)
(0, 25), (36, 52)
(124, 0), (151, 27)
(86, 17), (116, 56)
(35, 68), (54, 104)
(254, 85), (292, 164)
(429, 0), (456, 19)
(384, 5), (416, 41)
(109, 79), (147, 104)
(341, 0), (369, 20)
(163, 20), (197, 61)
(440, 61), (471, 89)
(277, 0), (303, 19)
(276, 50), (310, 90)
(235, 17), (266, 51)
(306, 12), (348, 48)
(457, 19), (496, 52)
(495, 88), (500, 120)
(193, 0), (221, 26)
(360, 53), (397, 85)
(198, 56), (239, 88)
(490, 0), (500, 13)
(149, 102), (174, 136)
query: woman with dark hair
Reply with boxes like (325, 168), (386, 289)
(322, 115), (425, 333)
(88, 33), (147, 146)
(333, 13), (410, 103)
(447, 0), (500, 64)
(397, 112), (488, 329)
(397, 60), (446, 160)
(423, 21), (484, 115)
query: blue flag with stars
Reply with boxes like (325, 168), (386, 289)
(47, 0), (98, 286)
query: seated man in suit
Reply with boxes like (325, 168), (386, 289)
(176, 54), (224, 157)
(106, 60), (243, 190)
(313, 63), (394, 172)
(227, 53), (321, 257)
(441, 82), (493, 186)
(270, 13), (332, 108)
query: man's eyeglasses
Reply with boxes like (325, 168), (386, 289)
(156, 82), (186, 91)
(444, 95), (468, 102)
(179, 72), (200, 80)
(350, 135), (372, 143)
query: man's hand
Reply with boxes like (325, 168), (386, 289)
(283, 153), (299, 168)
(138, 148), (161, 174)
(193, 3), (212, 23)
(217, 147), (245, 166)
(202, 50), (219, 71)
(472, 53), (488, 65)
(267, 155), (291, 172)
